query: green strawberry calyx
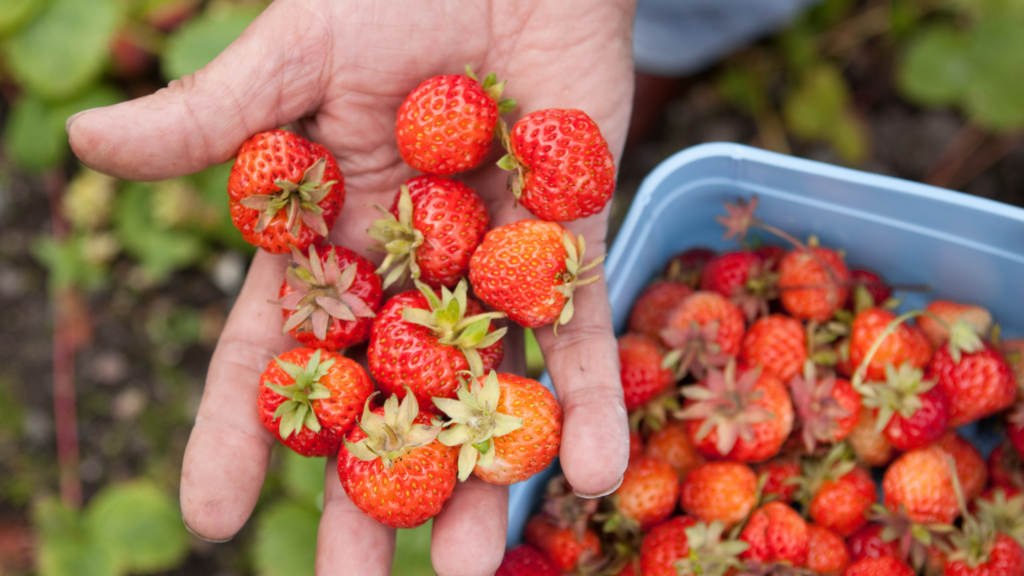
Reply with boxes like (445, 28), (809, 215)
(792, 443), (857, 509)
(401, 279), (507, 377)
(975, 487), (1024, 548)
(266, 349), (336, 439)
(551, 232), (606, 335)
(239, 156), (337, 238)
(860, 361), (938, 432)
(344, 390), (441, 470)
(279, 245), (376, 341)
(464, 64), (517, 113)
(433, 371), (524, 481)
(675, 521), (749, 576)
(495, 119), (526, 201)
(367, 185), (425, 289)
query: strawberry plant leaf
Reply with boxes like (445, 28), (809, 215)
(281, 449), (326, 509)
(161, 5), (262, 81)
(31, 234), (111, 292)
(962, 18), (1024, 131)
(5, 0), (120, 100)
(0, 0), (43, 38)
(899, 25), (972, 108)
(113, 182), (208, 282)
(82, 481), (190, 573)
(253, 500), (319, 576)
(783, 63), (868, 163)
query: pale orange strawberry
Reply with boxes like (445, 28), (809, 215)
(847, 406), (898, 467)
(848, 308), (932, 383)
(917, 300), (992, 349)
(740, 501), (810, 566)
(629, 280), (695, 340)
(644, 420), (705, 482)
(807, 524), (852, 575)
(680, 461), (758, 529)
(778, 247), (851, 322)
(740, 314), (807, 383)
(936, 431), (988, 502)
(883, 445), (960, 524)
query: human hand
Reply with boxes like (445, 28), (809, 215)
(67, 1), (635, 573)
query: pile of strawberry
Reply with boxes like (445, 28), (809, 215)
(225, 67), (616, 529)
(497, 197), (1024, 576)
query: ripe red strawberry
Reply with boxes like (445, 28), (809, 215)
(368, 176), (489, 288)
(610, 456), (680, 531)
(849, 269), (892, 308)
(755, 244), (786, 270)
(740, 314), (807, 384)
(257, 348), (374, 457)
(644, 420), (705, 482)
(339, 392), (456, 528)
(629, 430), (645, 462)
(755, 457), (802, 503)
(679, 363), (794, 462)
(628, 280), (694, 340)
(701, 251), (778, 321)
(496, 545), (558, 576)
(498, 109), (616, 222)
(883, 445), (960, 524)
(807, 524), (852, 575)
(740, 501), (810, 566)
(434, 371), (561, 484)
(937, 431), (989, 502)
(843, 556), (915, 576)
(860, 363), (950, 452)
(847, 523), (900, 563)
(808, 466), (877, 537)
(917, 300), (992, 349)
(663, 247), (717, 287)
(989, 443), (1024, 492)
(368, 281), (505, 410)
(638, 516), (696, 576)
(661, 291), (745, 379)
(790, 363), (861, 452)
(847, 406), (897, 467)
(777, 247), (851, 322)
(848, 308), (932, 382)
(396, 67), (514, 175)
(469, 220), (604, 330)
(680, 461), (758, 529)
(524, 513), (601, 573)
(229, 129), (344, 253)
(618, 333), (675, 411)
(945, 532), (1024, 576)
(278, 244), (381, 350)
(929, 340), (1016, 427)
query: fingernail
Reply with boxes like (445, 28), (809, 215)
(183, 518), (233, 543)
(573, 474), (623, 499)
(65, 108), (97, 134)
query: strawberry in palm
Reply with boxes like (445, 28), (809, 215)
(339, 391), (456, 528)
(368, 176), (489, 289)
(433, 370), (561, 484)
(469, 220), (604, 330)
(229, 129), (344, 253)
(278, 244), (381, 350)
(497, 109), (616, 222)
(257, 348), (374, 457)
(368, 280), (505, 410)
(396, 66), (515, 175)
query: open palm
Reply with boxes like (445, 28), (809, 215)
(68, 1), (635, 574)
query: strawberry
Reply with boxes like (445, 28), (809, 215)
(808, 524), (852, 575)
(777, 247), (851, 322)
(846, 406), (897, 467)
(396, 66), (514, 175)
(367, 280), (505, 411)
(257, 348), (374, 457)
(755, 244), (786, 270)
(701, 251), (778, 321)
(498, 109), (616, 222)
(434, 371), (561, 484)
(629, 430), (645, 461)
(860, 362), (950, 452)
(917, 300), (992, 349)
(368, 176), (489, 289)
(945, 532), (1024, 576)
(740, 314), (807, 384)
(609, 456), (680, 531)
(848, 308), (932, 383)
(755, 457), (802, 503)
(339, 391), (456, 528)
(739, 501), (810, 566)
(790, 362), (861, 452)
(974, 487), (1024, 547)
(847, 523), (899, 563)
(618, 333), (675, 411)
(524, 513), (601, 573)
(469, 220), (604, 330)
(883, 445), (960, 524)
(808, 465), (877, 537)
(638, 516), (696, 576)
(680, 461), (758, 529)
(679, 362), (794, 462)
(628, 280), (694, 341)
(663, 247), (717, 287)
(843, 556), (915, 576)
(929, 340), (1016, 427)
(937, 431), (988, 503)
(644, 420), (705, 482)
(496, 545), (559, 576)
(849, 269), (892, 308)
(1009, 404), (1024, 461)
(989, 443), (1024, 492)
(229, 129), (344, 253)
(661, 292), (745, 379)
(278, 244), (381, 350)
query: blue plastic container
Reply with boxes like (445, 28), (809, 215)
(506, 142), (1024, 547)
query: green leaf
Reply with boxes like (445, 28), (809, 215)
(525, 328), (545, 379)
(5, 0), (121, 100)
(31, 235), (110, 292)
(392, 521), (434, 576)
(962, 18), (1024, 130)
(0, 0), (44, 38)
(281, 448), (327, 508)
(783, 63), (869, 163)
(899, 25), (972, 108)
(3, 86), (122, 172)
(83, 480), (190, 573)
(34, 498), (120, 576)
(253, 501), (319, 576)
(192, 161), (254, 253)
(114, 181), (208, 282)
(718, 66), (767, 115)
(161, 5), (262, 81)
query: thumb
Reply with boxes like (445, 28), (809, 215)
(67, 1), (328, 181)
